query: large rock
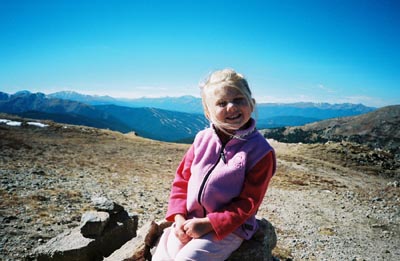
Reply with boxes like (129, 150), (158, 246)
(227, 218), (277, 261)
(31, 228), (100, 261)
(80, 211), (110, 238)
(31, 199), (138, 261)
(105, 220), (172, 261)
(108, 218), (276, 261)
(91, 196), (124, 214)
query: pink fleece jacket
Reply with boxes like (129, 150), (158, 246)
(166, 119), (276, 240)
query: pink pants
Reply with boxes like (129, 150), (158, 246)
(152, 224), (243, 261)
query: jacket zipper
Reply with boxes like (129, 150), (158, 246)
(197, 143), (227, 217)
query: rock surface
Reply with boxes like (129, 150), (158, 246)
(80, 211), (110, 238)
(30, 199), (138, 261)
(227, 218), (277, 261)
(105, 220), (168, 261)
(106, 218), (276, 261)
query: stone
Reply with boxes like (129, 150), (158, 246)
(80, 211), (110, 238)
(109, 218), (276, 261)
(227, 218), (277, 261)
(31, 204), (138, 261)
(104, 220), (156, 261)
(32, 228), (100, 261)
(105, 220), (173, 261)
(91, 196), (124, 214)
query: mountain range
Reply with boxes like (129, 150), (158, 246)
(261, 105), (400, 156)
(48, 91), (375, 120)
(0, 91), (208, 142)
(48, 91), (204, 114)
(48, 91), (377, 129)
(0, 90), (378, 142)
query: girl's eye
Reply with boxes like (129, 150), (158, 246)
(234, 97), (248, 105)
(217, 101), (227, 107)
(234, 98), (245, 104)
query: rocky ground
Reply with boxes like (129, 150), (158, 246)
(0, 116), (399, 260)
(259, 141), (399, 260)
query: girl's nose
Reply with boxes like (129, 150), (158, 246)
(226, 102), (238, 111)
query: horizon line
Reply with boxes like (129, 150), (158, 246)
(1, 89), (392, 108)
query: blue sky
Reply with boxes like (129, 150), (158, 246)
(0, 0), (399, 107)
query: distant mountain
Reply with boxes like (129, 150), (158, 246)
(256, 102), (375, 121)
(48, 91), (376, 127)
(0, 90), (381, 143)
(0, 91), (104, 117)
(49, 92), (204, 113)
(47, 91), (117, 105)
(0, 91), (132, 132)
(261, 105), (400, 154)
(113, 95), (204, 114)
(257, 115), (320, 129)
(0, 92), (9, 101)
(94, 105), (208, 142)
(0, 91), (208, 142)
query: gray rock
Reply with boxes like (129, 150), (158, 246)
(104, 220), (161, 261)
(91, 196), (124, 214)
(227, 218), (277, 261)
(108, 218), (276, 261)
(80, 211), (110, 238)
(32, 228), (99, 261)
(32, 205), (139, 261)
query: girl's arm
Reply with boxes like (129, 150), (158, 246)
(165, 145), (195, 221)
(207, 151), (276, 240)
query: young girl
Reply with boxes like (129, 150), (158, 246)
(153, 69), (276, 260)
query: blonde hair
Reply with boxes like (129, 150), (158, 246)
(200, 68), (255, 131)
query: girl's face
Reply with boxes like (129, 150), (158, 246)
(205, 85), (253, 132)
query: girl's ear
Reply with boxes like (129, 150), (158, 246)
(251, 98), (256, 112)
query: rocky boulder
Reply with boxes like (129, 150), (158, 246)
(31, 197), (138, 261)
(107, 218), (277, 261)
(105, 220), (172, 261)
(227, 218), (277, 261)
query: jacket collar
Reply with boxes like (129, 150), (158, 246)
(233, 118), (257, 139)
(211, 118), (257, 143)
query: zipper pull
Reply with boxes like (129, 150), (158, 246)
(221, 151), (226, 164)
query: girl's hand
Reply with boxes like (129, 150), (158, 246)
(183, 217), (213, 239)
(174, 214), (191, 244)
